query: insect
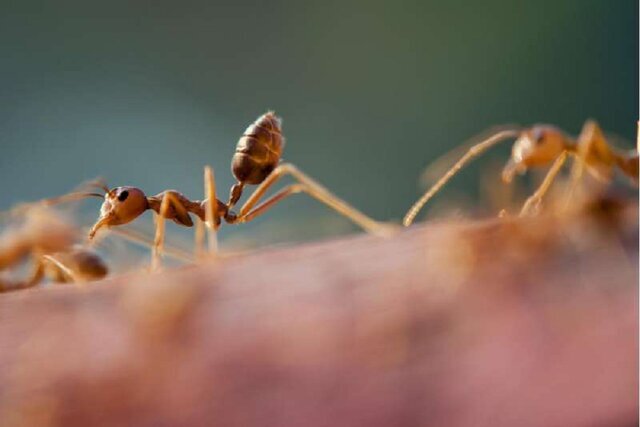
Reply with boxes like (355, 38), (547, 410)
(403, 120), (639, 226)
(0, 209), (108, 293)
(88, 112), (392, 263)
(0, 248), (108, 293)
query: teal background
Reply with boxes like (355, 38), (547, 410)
(0, 1), (637, 246)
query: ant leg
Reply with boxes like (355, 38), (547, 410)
(108, 227), (193, 263)
(570, 121), (599, 183)
(151, 191), (202, 268)
(40, 255), (82, 286)
(234, 184), (306, 223)
(194, 218), (205, 259)
(227, 182), (245, 210)
(233, 163), (394, 236)
(203, 166), (219, 255)
(152, 192), (174, 270)
(403, 129), (521, 226)
(418, 124), (521, 188)
(564, 120), (611, 207)
(236, 182), (396, 237)
(25, 258), (45, 287)
(519, 151), (569, 217)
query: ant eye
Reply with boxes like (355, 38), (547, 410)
(117, 190), (129, 202)
(532, 129), (545, 144)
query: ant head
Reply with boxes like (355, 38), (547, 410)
(502, 126), (568, 182)
(89, 186), (148, 238)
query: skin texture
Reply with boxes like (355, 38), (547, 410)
(1, 203), (637, 427)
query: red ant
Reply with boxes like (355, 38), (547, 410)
(404, 120), (639, 225)
(88, 112), (393, 265)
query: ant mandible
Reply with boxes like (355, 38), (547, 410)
(88, 112), (392, 262)
(403, 120), (639, 226)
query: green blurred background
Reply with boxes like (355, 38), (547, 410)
(0, 0), (637, 245)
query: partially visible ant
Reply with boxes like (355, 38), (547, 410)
(0, 209), (108, 293)
(88, 112), (393, 265)
(0, 248), (107, 293)
(36, 246), (108, 284)
(403, 120), (639, 226)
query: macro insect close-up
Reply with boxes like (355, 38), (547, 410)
(0, 1), (637, 426)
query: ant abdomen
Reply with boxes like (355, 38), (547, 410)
(231, 111), (284, 185)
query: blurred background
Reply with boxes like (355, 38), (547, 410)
(0, 0), (637, 247)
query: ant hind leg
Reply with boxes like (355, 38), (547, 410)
(233, 163), (395, 236)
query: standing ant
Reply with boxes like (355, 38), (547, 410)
(403, 120), (639, 226)
(88, 112), (393, 264)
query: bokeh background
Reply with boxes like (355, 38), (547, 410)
(0, 0), (637, 247)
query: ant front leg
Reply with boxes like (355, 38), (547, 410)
(228, 163), (395, 236)
(403, 129), (521, 226)
(519, 151), (569, 217)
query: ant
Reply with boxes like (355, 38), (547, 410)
(0, 247), (107, 293)
(88, 112), (393, 263)
(403, 120), (639, 226)
(0, 209), (108, 292)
